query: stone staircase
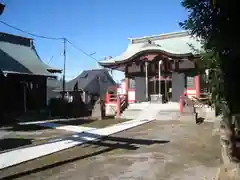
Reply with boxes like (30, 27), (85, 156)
(120, 102), (150, 119)
(121, 102), (180, 120)
(155, 102), (180, 120)
(121, 100), (212, 122)
(155, 109), (180, 120)
(178, 97), (202, 122)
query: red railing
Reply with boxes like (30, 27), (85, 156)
(115, 94), (128, 118)
(120, 95), (128, 112)
(105, 86), (128, 118)
(106, 86), (118, 103)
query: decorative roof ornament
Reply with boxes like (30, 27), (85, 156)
(104, 56), (112, 60)
(147, 39), (161, 47)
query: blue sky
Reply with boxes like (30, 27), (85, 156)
(0, 0), (188, 81)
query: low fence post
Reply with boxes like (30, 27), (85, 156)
(105, 91), (110, 103)
(179, 96), (183, 113)
(116, 95), (120, 119)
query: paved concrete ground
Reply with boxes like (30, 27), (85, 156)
(0, 118), (130, 153)
(0, 124), (75, 152)
(0, 118), (153, 169)
(0, 120), (221, 180)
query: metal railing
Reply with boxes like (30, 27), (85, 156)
(191, 96), (211, 108)
(182, 95), (211, 108)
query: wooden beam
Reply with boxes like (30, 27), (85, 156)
(144, 54), (158, 61)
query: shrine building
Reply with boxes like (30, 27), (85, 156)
(99, 31), (202, 104)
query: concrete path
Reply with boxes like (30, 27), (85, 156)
(121, 102), (180, 120)
(18, 118), (98, 133)
(18, 118), (88, 125)
(0, 104), (165, 170)
(37, 122), (97, 133)
(0, 119), (154, 169)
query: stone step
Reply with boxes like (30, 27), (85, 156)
(121, 112), (142, 117)
(121, 109), (142, 119)
(178, 112), (197, 122)
(121, 115), (138, 120)
(121, 102), (181, 120)
(127, 103), (150, 110)
(156, 111), (179, 120)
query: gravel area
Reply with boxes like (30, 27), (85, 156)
(0, 120), (221, 180)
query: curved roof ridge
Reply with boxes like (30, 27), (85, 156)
(129, 31), (189, 44)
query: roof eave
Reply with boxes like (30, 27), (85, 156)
(2, 70), (58, 78)
(99, 49), (195, 67)
(129, 31), (189, 44)
(53, 88), (84, 92)
(47, 68), (62, 73)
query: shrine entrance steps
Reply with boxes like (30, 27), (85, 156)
(121, 102), (180, 120)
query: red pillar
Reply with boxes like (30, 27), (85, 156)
(125, 77), (129, 102)
(125, 78), (129, 95)
(194, 75), (200, 97)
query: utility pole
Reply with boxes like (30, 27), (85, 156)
(62, 38), (66, 99)
(158, 60), (162, 97)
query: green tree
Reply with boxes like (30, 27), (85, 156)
(180, 0), (240, 178)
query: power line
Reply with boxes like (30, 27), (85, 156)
(47, 55), (54, 64)
(0, 20), (99, 62)
(66, 39), (98, 62)
(0, 20), (64, 40)
(0, 20), (102, 98)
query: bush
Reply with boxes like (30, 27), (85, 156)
(48, 98), (68, 117)
(48, 98), (89, 117)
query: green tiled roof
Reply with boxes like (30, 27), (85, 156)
(0, 32), (61, 77)
(99, 31), (203, 66)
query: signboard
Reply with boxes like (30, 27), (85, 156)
(187, 76), (195, 88)
(127, 63), (141, 73)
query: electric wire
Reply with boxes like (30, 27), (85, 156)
(0, 20), (64, 40)
(0, 20), (99, 62)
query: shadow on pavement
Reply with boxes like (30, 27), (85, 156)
(1, 118), (95, 132)
(0, 134), (170, 180)
(52, 119), (96, 126)
(196, 117), (205, 124)
(2, 124), (51, 131)
(1, 148), (116, 180)
(0, 138), (33, 152)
